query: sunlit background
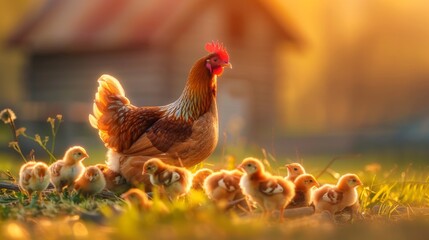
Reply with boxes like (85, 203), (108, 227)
(1, 0), (429, 172)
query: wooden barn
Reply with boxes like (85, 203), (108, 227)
(7, 0), (302, 146)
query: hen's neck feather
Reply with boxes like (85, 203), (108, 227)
(166, 57), (216, 121)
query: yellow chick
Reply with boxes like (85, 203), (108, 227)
(285, 163), (306, 182)
(74, 166), (106, 196)
(239, 157), (295, 221)
(312, 173), (362, 215)
(121, 188), (169, 213)
(96, 164), (131, 194)
(19, 161), (51, 199)
(121, 188), (152, 212)
(142, 158), (193, 200)
(203, 169), (244, 207)
(192, 168), (214, 190)
(49, 146), (88, 192)
(288, 174), (319, 208)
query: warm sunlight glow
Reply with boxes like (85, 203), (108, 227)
(73, 222), (89, 238)
(6, 223), (28, 239)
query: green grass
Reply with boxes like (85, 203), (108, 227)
(0, 112), (428, 239)
(0, 158), (428, 240)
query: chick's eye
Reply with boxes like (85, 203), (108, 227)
(293, 168), (298, 171)
(77, 152), (82, 156)
(247, 164), (252, 167)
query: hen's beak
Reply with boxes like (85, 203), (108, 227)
(223, 62), (232, 69)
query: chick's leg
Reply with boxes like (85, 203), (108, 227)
(66, 183), (75, 193)
(347, 202), (363, 222)
(279, 207), (285, 222)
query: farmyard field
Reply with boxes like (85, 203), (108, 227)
(1, 1), (429, 239)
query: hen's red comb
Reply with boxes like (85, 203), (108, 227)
(205, 41), (229, 62)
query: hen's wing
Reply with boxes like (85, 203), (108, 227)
(145, 117), (193, 152)
(90, 75), (194, 156)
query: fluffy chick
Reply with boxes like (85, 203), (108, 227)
(19, 161), (51, 199)
(239, 157), (295, 220)
(96, 164), (131, 194)
(142, 158), (193, 200)
(203, 169), (244, 206)
(121, 188), (169, 213)
(312, 173), (362, 215)
(121, 188), (152, 211)
(75, 166), (106, 196)
(285, 163), (306, 182)
(49, 146), (88, 192)
(288, 174), (319, 208)
(192, 168), (214, 190)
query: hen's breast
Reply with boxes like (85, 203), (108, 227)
(167, 100), (218, 167)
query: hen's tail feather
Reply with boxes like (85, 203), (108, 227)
(89, 74), (131, 149)
(89, 74), (129, 124)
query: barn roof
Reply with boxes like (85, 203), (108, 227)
(8, 0), (302, 52)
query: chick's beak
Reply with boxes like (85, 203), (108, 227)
(356, 179), (363, 186)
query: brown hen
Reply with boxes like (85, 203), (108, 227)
(89, 42), (231, 189)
